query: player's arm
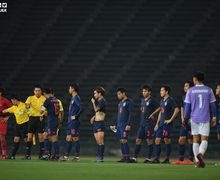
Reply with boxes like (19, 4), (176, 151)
(125, 101), (133, 131)
(165, 107), (179, 124)
(148, 107), (160, 120)
(91, 98), (101, 112)
(210, 89), (217, 127)
(154, 111), (161, 131)
(40, 100), (48, 116)
(71, 99), (83, 120)
(1, 107), (14, 122)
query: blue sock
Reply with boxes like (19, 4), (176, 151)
(97, 145), (100, 157)
(148, 144), (153, 159)
(48, 141), (52, 154)
(99, 145), (104, 159)
(120, 144), (125, 158)
(124, 143), (130, 160)
(134, 144), (141, 158)
(53, 141), (59, 156)
(155, 144), (161, 159)
(179, 144), (185, 161)
(65, 141), (72, 156)
(74, 141), (80, 156)
(189, 144), (194, 159)
(166, 144), (171, 159)
(44, 139), (50, 154)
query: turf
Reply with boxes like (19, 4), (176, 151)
(0, 157), (219, 180)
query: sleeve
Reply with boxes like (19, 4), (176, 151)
(4, 99), (12, 108)
(184, 103), (191, 119)
(75, 98), (83, 117)
(210, 89), (216, 103)
(42, 99), (49, 109)
(152, 98), (160, 110)
(58, 100), (64, 112)
(184, 90), (191, 104)
(127, 100), (134, 125)
(5, 106), (15, 114)
(25, 96), (31, 105)
(170, 98), (178, 109)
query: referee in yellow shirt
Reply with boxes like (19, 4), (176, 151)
(24, 85), (46, 160)
(2, 95), (29, 159)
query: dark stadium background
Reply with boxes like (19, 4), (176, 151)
(0, 0), (219, 158)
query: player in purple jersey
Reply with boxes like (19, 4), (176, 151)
(184, 72), (217, 168)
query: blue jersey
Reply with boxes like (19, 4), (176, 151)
(140, 96), (159, 126)
(217, 97), (220, 121)
(159, 96), (178, 127)
(117, 98), (133, 125)
(95, 98), (106, 114)
(68, 95), (82, 122)
(43, 96), (60, 123)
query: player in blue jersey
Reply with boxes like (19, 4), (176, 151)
(90, 87), (107, 162)
(131, 85), (160, 163)
(175, 81), (194, 164)
(40, 88), (61, 160)
(60, 83), (83, 161)
(215, 83), (220, 166)
(152, 85), (179, 164)
(111, 88), (134, 163)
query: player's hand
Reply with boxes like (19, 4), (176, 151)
(125, 125), (131, 131)
(154, 124), (158, 131)
(91, 98), (95, 104)
(211, 118), (217, 127)
(164, 119), (172, 124)
(90, 116), (95, 124)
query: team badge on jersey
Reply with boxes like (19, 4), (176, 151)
(146, 101), (149, 106)
(164, 102), (167, 106)
(123, 102), (126, 107)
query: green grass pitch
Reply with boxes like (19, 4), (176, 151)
(0, 157), (219, 180)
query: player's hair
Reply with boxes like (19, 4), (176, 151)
(43, 88), (53, 94)
(161, 85), (171, 94)
(94, 86), (105, 96)
(185, 81), (193, 87)
(33, 84), (42, 90)
(0, 87), (5, 95)
(142, 85), (152, 92)
(70, 83), (79, 92)
(116, 87), (127, 94)
(10, 94), (21, 101)
(193, 71), (205, 82)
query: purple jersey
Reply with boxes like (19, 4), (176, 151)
(184, 85), (216, 123)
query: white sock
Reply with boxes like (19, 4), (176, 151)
(193, 143), (199, 162)
(199, 140), (208, 155)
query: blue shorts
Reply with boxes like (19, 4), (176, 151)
(46, 123), (58, 136)
(179, 124), (192, 139)
(217, 123), (220, 140)
(93, 121), (105, 133)
(116, 123), (128, 140)
(136, 124), (154, 140)
(155, 124), (173, 138)
(66, 121), (80, 137)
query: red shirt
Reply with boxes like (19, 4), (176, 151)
(0, 97), (12, 118)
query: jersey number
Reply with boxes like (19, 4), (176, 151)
(198, 94), (202, 109)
